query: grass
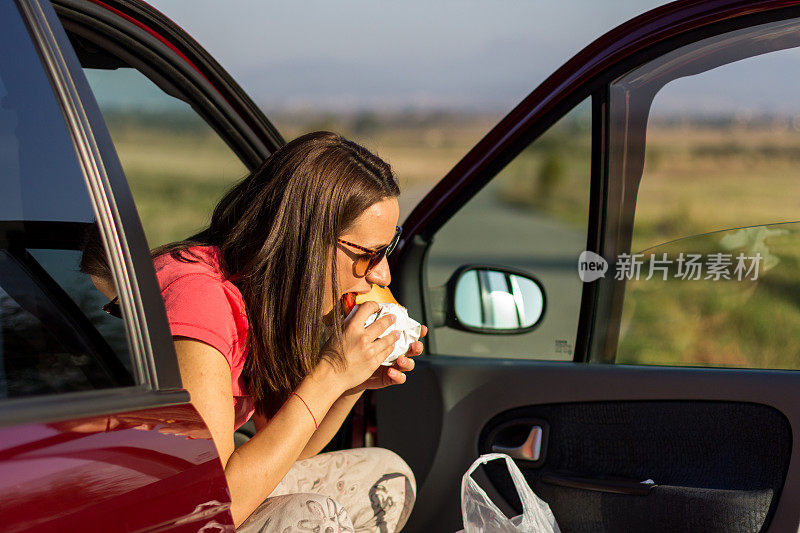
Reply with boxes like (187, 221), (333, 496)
(494, 109), (592, 229)
(105, 110), (497, 247)
(104, 113), (249, 246)
(633, 126), (800, 253)
(616, 226), (800, 369)
(614, 123), (800, 370)
(271, 109), (498, 191)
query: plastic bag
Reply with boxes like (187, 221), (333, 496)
(457, 453), (560, 533)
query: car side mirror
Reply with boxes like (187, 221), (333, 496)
(446, 265), (546, 334)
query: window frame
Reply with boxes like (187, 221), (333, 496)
(414, 90), (600, 361)
(0, 0), (187, 427)
(53, 0), (282, 170)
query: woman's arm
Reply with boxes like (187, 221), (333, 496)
(174, 303), (401, 527)
(252, 339), (424, 460)
(251, 391), (363, 460)
(174, 338), (339, 527)
(173, 338), (236, 461)
(297, 389), (363, 459)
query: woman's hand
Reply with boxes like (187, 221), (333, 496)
(343, 324), (427, 396)
(317, 301), (403, 395)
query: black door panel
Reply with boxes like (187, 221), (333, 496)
(376, 359), (800, 532)
(480, 401), (790, 533)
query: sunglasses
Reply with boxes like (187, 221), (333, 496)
(103, 296), (122, 319)
(337, 225), (402, 277)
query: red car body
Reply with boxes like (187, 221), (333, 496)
(1, 406), (232, 532)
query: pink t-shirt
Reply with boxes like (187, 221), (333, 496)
(153, 246), (255, 429)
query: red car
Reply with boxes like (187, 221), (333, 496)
(2, 0), (800, 531)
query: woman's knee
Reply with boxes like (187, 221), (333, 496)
(363, 447), (416, 495)
(359, 448), (416, 531)
(238, 492), (353, 532)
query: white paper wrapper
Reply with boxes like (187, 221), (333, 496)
(347, 302), (422, 366)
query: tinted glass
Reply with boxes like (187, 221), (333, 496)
(426, 100), (590, 359)
(607, 18), (800, 369)
(0, 3), (133, 398)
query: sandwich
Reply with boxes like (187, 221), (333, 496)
(343, 284), (398, 315)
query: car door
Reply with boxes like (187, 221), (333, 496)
(0, 0), (234, 530)
(379, 2), (800, 532)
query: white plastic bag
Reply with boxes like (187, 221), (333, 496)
(457, 453), (560, 533)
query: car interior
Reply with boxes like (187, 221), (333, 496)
(0, 221), (133, 398)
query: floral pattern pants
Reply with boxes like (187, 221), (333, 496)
(237, 447), (416, 533)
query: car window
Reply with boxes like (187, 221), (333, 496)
(426, 100), (591, 359)
(0, 2), (133, 399)
(82, 68), (248, 248)
(605, 18), (800, 369)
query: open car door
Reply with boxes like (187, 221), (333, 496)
(379, 2), (800, 532)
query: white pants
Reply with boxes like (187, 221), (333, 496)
(238, 447), (416, 533)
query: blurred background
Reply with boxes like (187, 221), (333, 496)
(86, 0), (663, 244)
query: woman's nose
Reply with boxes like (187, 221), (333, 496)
(366, 256), (391, 287)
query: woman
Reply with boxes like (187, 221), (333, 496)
(151, 131), (424, 531)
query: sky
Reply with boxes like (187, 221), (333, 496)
(143, 1), (666, 112)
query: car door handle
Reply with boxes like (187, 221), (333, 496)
(491, 425), (542, 461)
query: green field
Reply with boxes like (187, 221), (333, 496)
(617, 123), (800, 370)
(104, 109), (496, 247)
(103, 111), (249, 246)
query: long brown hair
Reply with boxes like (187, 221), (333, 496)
(154, 131), (399, 416)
